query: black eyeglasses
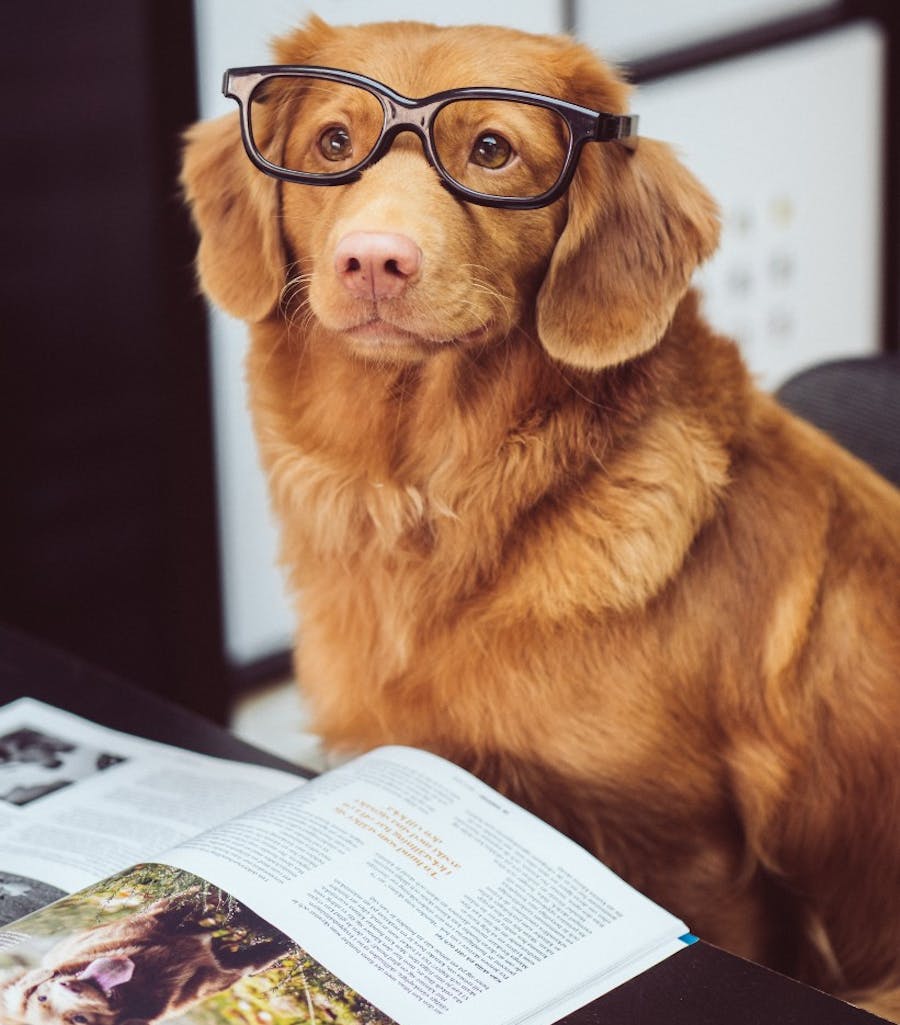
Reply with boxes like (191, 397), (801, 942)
(223, 65), (638, 210)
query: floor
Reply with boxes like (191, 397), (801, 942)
(230, 678), (330, 773)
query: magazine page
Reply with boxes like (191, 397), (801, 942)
(164, 746), (689, 1025)
(0, 698), (303, 915)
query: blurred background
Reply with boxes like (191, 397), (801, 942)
(1, 1), (897, 742)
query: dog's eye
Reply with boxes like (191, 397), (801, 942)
(470, 132), (513, 169)
(318, 125), (353, 162)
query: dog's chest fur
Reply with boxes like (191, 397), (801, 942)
(246, 306), (746, 853)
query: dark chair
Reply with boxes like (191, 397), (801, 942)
(776, 355), (900, 487)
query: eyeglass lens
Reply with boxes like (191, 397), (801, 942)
(247, 75), (573, 200)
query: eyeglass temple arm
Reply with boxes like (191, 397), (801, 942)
(596, 113), (639, 152)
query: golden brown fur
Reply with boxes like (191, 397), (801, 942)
(182, 17), (900, 1018)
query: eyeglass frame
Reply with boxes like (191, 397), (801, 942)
(223, 65), (639, 210)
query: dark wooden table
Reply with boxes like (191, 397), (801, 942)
(0, 623), (883, 1024)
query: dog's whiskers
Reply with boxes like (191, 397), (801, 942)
(282, 274), (317, 335)
(466, 271), (516, 323)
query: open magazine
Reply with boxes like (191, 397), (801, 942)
(0, 698), (694, 1025)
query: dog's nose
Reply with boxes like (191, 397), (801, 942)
(334, 231), (422, 300)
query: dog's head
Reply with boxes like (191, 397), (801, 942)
(182, 16), (719, 370)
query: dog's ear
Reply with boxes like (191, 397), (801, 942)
(536, 136), (720, 370)
(180, 112), (284, 323)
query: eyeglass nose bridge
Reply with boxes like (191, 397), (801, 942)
(367, 96), (447, 178)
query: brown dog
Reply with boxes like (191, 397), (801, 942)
(0, 892), (292, 1024)
(182, 16), (900, 1018)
